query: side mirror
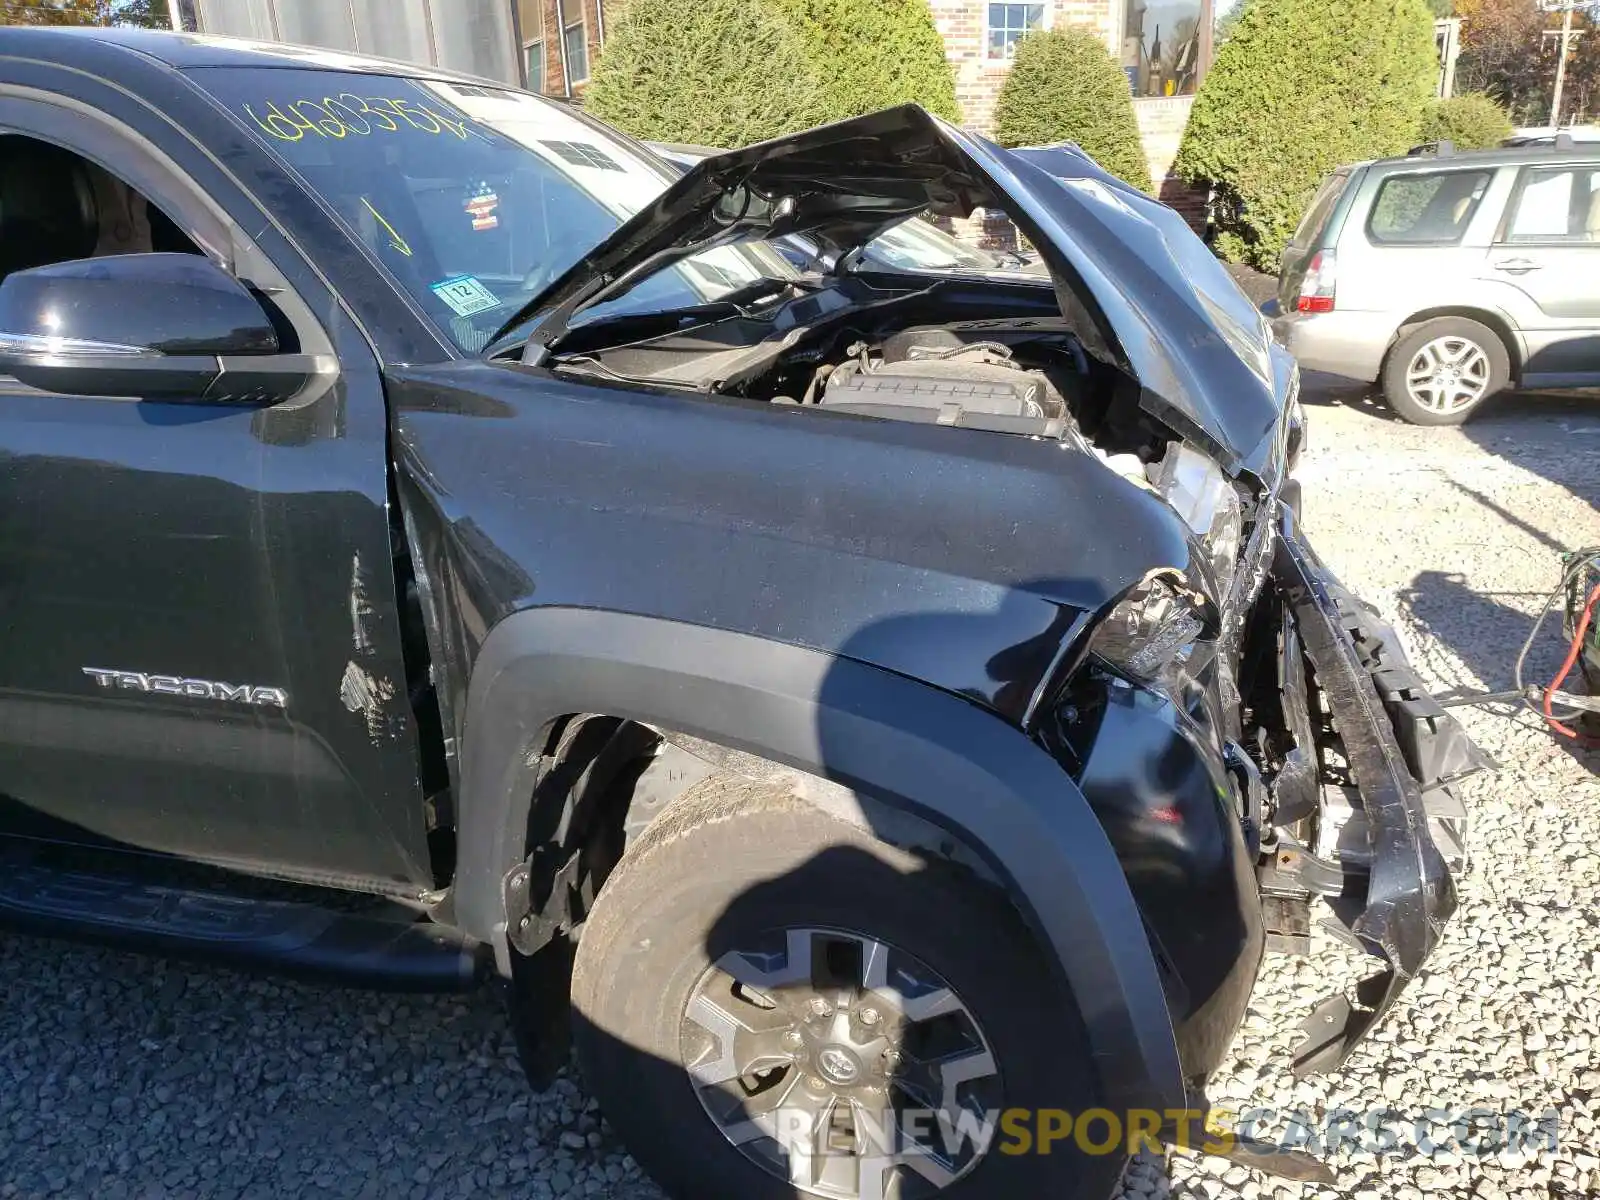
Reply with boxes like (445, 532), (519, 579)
(0, 253), (312, 403)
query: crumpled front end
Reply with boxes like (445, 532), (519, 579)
(1271, 509), (1486, 1075)
(1031, 469), (1486, 1091)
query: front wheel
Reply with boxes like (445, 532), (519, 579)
(1381, 317), (1510, 425)
(570, 779), (1125, 1200)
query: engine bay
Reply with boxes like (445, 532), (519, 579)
(548, 275), (1177, 464)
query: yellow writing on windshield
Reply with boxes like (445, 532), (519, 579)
(360, 198), (413, 257)
(243, 94), (471, 143)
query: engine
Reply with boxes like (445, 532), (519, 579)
(815, 326), (1079, 437)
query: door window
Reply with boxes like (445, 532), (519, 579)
(1292, 171), (1349, 245)
(0, 134), (203, 286)
(1365, 170), (1492, 246)
(1502, 166), (1600, 243)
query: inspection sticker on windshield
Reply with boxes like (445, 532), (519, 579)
(430, 274), (501, 317)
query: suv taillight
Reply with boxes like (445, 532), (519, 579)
(1296, 249), (1337, 314)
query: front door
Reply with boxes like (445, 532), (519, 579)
(1479, 161), (1600, 384)
(0, 94), (434, 892)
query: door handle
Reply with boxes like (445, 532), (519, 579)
(1492, 257), (1544, 273)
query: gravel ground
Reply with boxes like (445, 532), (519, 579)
(2, 385), (1598, 1200)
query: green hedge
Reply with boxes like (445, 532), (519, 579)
(1174, 0), (1437, 271)
(586, 0), (958, 148)
(992, 27), (1152, 191)
(774, 0), (960, 123)
(1419, 92), (1513, 150)
(584, 0), (833, 148)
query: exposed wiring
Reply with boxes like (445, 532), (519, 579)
(1511, 547), (1600, 720)
(1543, 580), (1600, 745)
(1438, 549), (1600, 748)
(1437, 689), (1527, 709)
(1504, 553), (1593, 713)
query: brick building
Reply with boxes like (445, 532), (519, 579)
(513, 0), (605, 98)
(931, 0), (1215, 233)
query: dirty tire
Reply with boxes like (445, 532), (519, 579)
(1381, 317), (1509, 426)
(570, 778), (1124, 1200)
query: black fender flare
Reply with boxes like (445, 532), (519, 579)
(451, 605), (1186, 1114)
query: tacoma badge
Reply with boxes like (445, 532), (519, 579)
(82, 667), (288, 708)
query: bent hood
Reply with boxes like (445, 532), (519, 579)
(514, 105), (1284, 476)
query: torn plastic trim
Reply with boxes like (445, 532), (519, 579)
(1162, 1096), (1337, 1185)
(1272, 510), (1468, 1076)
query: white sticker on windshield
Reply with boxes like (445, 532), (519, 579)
(430, 274), (501, 317)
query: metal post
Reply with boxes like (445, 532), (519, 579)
(1552, 2), (1575, 127)
(1436, 18), (1461, 99)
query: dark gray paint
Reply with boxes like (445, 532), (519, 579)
(453, 606), (1188, 1115)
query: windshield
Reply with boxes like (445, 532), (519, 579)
(864, 218), (996, 272)
(191, 67), (797, 352)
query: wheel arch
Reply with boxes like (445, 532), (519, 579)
(448, 605), (1186, 1114)
(1385, 305), (1523, 381)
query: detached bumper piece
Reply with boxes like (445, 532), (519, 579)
(1272, 516), (1488, 1077)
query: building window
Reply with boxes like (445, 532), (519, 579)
(987, 3), (1046, 61)
(525, 40), (545, 89)
(517, 0), (546, 90)
(1121, 0), (1214, 97)
(563, 18), (589, 83)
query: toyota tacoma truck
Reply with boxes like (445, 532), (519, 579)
(0, 28), (1482, 1200)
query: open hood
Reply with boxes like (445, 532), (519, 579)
(512, 105), (1285, 476)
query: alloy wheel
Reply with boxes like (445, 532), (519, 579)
(680, 927), (1002, 1200)
(1404, 335), (1491, 415)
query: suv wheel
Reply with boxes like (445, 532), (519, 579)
(1382, 317), (1509, 425)
(570, 779), (1124, 1200)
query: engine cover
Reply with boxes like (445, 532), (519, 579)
(819, 330), (1066, 427)
(821, 356), (1053, 418)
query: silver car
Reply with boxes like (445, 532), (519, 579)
(1273, 144), (1600, 424)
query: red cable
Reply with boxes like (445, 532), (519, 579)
(1543, 581), (1600, 746)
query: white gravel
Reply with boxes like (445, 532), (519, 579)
(2, 386), (1597, 1200)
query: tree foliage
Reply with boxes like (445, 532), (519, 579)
(1453, 0), (1551, 124)
(1216, 0), (1253, 45)
(584, 0), (833, 148)
(586, 0), (959, 147)
(1, 0), (105, 23)
(0, 0), (170, 26)
(1419, 90), (1514, 145)
(1174, 0), (1438, 271)
(772, 0), (960, 123)
(1562, 12), (1600, 123)
(116, 0), (170, 27)
(992, 26), (1153, 191)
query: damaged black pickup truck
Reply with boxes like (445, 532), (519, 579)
(0, 29), (1483, 1200)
